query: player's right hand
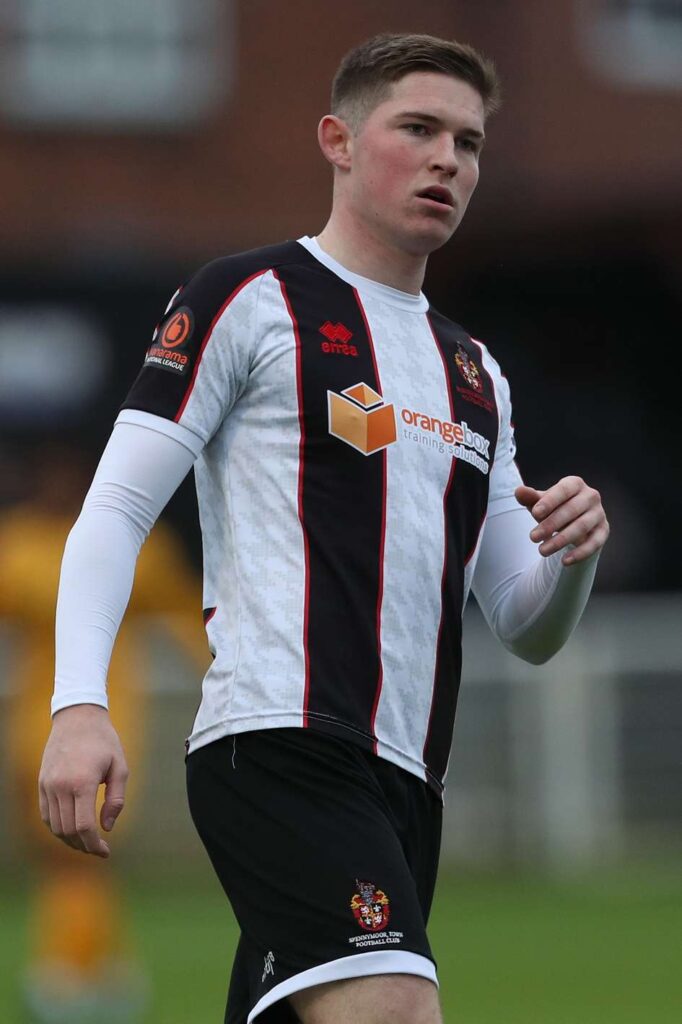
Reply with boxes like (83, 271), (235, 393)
(38, 704), (129, 858)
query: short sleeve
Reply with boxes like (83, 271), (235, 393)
(121, 258), (266, 445)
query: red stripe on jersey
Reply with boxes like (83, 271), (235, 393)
(353, 288), (387, 753)
(465, 338), (500, 565)
(275, 271), (312, 724)
(422, 313), (458, 764)
(174, 269), (268, 424)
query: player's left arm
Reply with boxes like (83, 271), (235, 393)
(470, 349), (609, 664)
(472, 478), (608, 665)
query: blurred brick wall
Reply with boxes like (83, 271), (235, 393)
(0, 0), (679, 266)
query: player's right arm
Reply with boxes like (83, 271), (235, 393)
(40, 256), (266, 855)
(39, 419), (200, 856)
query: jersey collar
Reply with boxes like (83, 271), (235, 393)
(297, 236), (429, 314)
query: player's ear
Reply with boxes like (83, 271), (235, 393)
(318, 114), (353, 171)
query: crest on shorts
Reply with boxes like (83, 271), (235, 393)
(350, 880), (390, 932)
(455, 343), (482, 392)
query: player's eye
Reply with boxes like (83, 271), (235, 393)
(457, 137), (479, 153)
(404, 123), (430, 136)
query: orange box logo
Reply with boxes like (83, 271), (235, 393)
(328, 382), (397, 455)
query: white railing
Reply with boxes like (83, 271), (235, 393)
(449, 594), (682, 866)
(1, 594), (680, 868)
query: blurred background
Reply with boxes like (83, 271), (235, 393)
(0, 1), (680, 1022)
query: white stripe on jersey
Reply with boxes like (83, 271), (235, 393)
(366, 298), (454, 778)
(188, 270), (309, 745)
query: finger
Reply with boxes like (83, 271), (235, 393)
(536, 506), (606, 557)
(74, 785), (110, 858)
(530, 494), (601, 545)
(57, 792), (88, 853)
(38, 781), (50, 830)
(514, 485), (544, 513)
(43, 783), (80, 850)
(47, 792), (64, 838)
(539, 510), (609, 561)
(536, 520), (602, 561)
(530, 476), (585, 521)
(101, 760), (128, 833)
(562, 521), (610, 565)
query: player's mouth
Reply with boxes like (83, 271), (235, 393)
(415, 186), (454, 209)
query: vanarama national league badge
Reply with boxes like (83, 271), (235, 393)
(351, 880), (390, 932)
(144, 305), (195, 375)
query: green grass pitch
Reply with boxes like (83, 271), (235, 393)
(1, 865), (679, 1022)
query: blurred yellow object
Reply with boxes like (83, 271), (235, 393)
(0, 505), (207, 845)
(0, 495), (207, 1009)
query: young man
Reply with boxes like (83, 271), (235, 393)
(39, 33), (609, 1024)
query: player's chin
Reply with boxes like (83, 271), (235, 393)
(404, 221), (457, 255)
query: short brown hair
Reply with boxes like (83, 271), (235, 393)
(331, 33), (501, 131)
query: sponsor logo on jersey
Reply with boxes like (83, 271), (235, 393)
(351, 880), (390, 932)
(401, 407), (491, 474)
(455, 342), (482, 391)
(328, 383), (397, 455)
(400, 409), (490, 457)
(144, 306), (195, 374)
(328, 383), (492, 473)
(319, 320), (358, 357)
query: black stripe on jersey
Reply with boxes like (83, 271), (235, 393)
(423, 312), (499, 787)
(370, 442), (387, 754)
(275, 262), (385, 744)
(355, 290), (387, 755)
(120, 242), (307, 423)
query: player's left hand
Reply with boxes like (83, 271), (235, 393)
(515, 476), (609, 566)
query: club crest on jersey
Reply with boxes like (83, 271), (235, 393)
(455, 343), (482, 392)
(351, 881), (390, 932)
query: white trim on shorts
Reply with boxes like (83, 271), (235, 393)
(247, 949), (438, 1022)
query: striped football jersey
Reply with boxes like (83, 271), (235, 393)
(119, 237), (520, 793)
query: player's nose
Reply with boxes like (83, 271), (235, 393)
(429, 136), (458, 177)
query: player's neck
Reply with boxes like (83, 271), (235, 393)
(316, 217), (427, 296)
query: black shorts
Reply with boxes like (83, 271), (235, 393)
(186, 728), (442, 1024)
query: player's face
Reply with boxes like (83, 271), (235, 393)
(348, 72), (485, 256)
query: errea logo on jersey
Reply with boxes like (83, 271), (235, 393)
(319, 321), (358, 357)
(328, 383), (397, 455)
